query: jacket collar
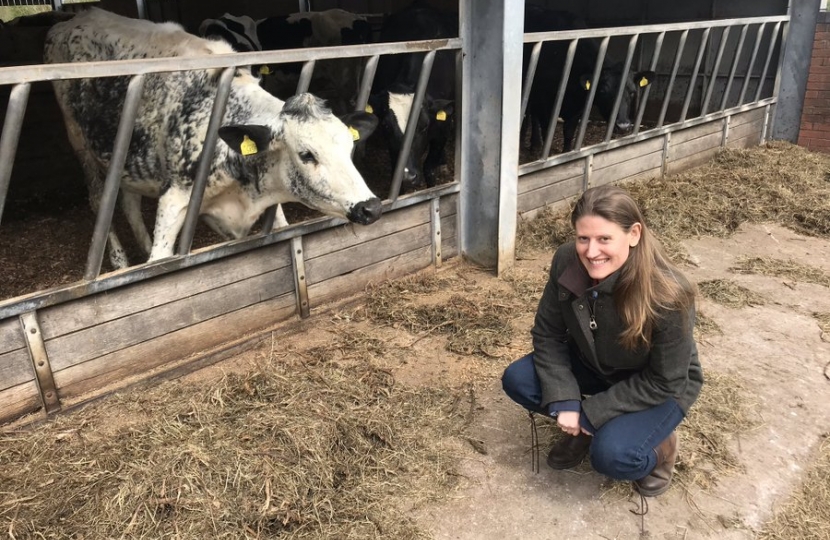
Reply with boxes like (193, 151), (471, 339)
(558, 256), (620, 297)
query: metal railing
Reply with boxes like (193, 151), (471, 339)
(519, 15), (788, 172)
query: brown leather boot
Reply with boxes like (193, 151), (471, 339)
(634, 432), (678, 497)
(546, 432), (592, 470)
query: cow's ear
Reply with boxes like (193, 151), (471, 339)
(579, 75), (593, 91)
(430, 99), (454, 122)
(339, 111), (379, 142)
(218, 125), (272, 156)
(634, 70), (656, 88)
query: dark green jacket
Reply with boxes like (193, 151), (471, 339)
(532, 241), (703, 429)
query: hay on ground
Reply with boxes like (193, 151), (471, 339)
(697, 279), (767, 308)
(0, 333), (468, 539)
(730, 257), (830, 288)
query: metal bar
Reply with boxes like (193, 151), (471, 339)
(720, 24), (749, 111)
(518, 97), (776, 175)
(755, 22), (782, 102)
(658, 29), (688, 128)
(522, 15), (788, 44)
(701, 26), (730, 116)
(135, 0), (147, 19)
(574, 36), (609, 151)
(291, 237), (310, 318)
(20, 312), (61, 414)
(0, 83), (30, 226)
(680, 28), (712, 123)
(431, 197), (442, 267)
(84, 74), (146, 280)
(296, 59), (316, 94)
(0, 38), (463, 86)
(355, 54), (380, 111)
(520, 42), (543, 121)
(388, 50), (436, 201)
(604, 33), (639, 143)
(634, 31), (664, 136)
(541, 39), (578, 158)
(176, 67), (235, 257)
(738, 23), (767, 106)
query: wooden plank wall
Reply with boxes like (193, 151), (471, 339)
(0, 195), (457, 425)
(519, 107), (769, 217)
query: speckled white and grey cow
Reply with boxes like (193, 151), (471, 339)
(44, 8), (380, 269)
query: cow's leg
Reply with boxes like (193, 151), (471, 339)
(120, 191), (152, 255)
(148, 186), (191, 262)
(562, 118), (579, 153)
(271, 203), (289, 230)
(423, 133), (449, 188)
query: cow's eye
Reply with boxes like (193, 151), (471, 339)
(299, 151), (317, 165)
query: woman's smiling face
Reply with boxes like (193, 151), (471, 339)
(574, 215), (642, 281)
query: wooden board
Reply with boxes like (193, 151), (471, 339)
(669, 120), (724, 146)
(592, 148), (664, 187)
(44, 265), (296, 372)
(729, 107), (766, 128)
(308, 245), (433, 310)
(37, 244), (291, 339)
(0, 316), (25, 355)
(728, 119), (764, 144)
(592, 137), (664, 171)
(518, 174), (583, 214)
(666, 147), (721, 175)
(440, 213), (458, 260)
(0, 348), (33, 393)
(519, 159), (585, 195)
(53, 292), (297, 400)
(669, 130), (724, 162)
(0, 381), (41, 426)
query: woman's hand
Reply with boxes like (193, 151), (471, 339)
(556, 411), (582, 436)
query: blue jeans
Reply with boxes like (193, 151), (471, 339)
(502, 353), (685, 481)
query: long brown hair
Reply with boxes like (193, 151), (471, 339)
(571, 185), (696, 349)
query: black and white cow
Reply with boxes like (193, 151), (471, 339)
(369, 3), (457, 191)
(524, 5), (655, 153)
(199, 10), (371, 114)
(44, 8), (380, 269)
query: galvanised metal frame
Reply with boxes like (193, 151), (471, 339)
(519, 15), (788, 174)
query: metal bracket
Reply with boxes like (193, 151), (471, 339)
(291, 236), (310, 319)
(722, 115), (731, 147)
(583, 155), (593, 190)
(19, 312), (61, 414)
(661, 132), (672, 177)
(431, 198), (443, 267)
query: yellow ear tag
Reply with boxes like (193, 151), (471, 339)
(240, 135), (258, 156)
(259, 65), (272, 76)
(435, 110), (447, 122)
(639, 77), (649, 88)
(364, 104), (374, 114)
(584, 80), (591, 90)
(348, 126), (360, 141)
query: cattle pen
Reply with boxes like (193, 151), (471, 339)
(0, 0), (812, 426)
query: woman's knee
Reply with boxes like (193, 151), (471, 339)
(501, 354), (540, 408)
(589, 435), (651, 480)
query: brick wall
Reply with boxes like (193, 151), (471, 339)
(799, 11), (830, 152)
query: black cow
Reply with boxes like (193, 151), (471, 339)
(524, 5), (654, 153)
(368, 3), (457, 191)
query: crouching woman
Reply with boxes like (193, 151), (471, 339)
(502, 185), (703, 496)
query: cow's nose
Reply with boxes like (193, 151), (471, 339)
(348, 197), (382, 225)
(615, 121), (633, 133)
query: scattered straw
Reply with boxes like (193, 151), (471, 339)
(0, 334), (468, 539)
(757, 434), (830, 540)
(697, 279), (766, 308)
(730, 257), (830, 288)
(815, 312), (830, 343)
(694, 311), (722, 339)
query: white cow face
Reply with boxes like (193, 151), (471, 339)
(219, 94), (381, 225)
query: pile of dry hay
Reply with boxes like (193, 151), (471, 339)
(0, 334), (469, 539)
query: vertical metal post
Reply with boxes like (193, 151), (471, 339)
(135, 0), (147, 19)
(541, 39), (578, 158)
(657, 29), (688, 128)
(520, 42), (543, 121)
(431, 198), (442, 267)
(84, 75), (146, 280)
(459, 0), (523, 273)
(574, 36), (609, 151)
(604, 33), (639, 143)
(20, 312), (61, 414)
(633, 31), (664, 135)
(680, 28), (711, 123)
(772, 7), (802, 141)
(0, 83), (30, 226)
(388, 51), (436, 201)
(177, 67), (235, 257)
(355, 55), (380, 111)
(701, 26), (730, 116)
(738, 23), (767, 106)
(720, 24), (749, 111)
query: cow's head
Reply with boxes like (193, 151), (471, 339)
(219, 93), (381, 225)
(368, 85), (454, 191)
(580, 69), (655, 134)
